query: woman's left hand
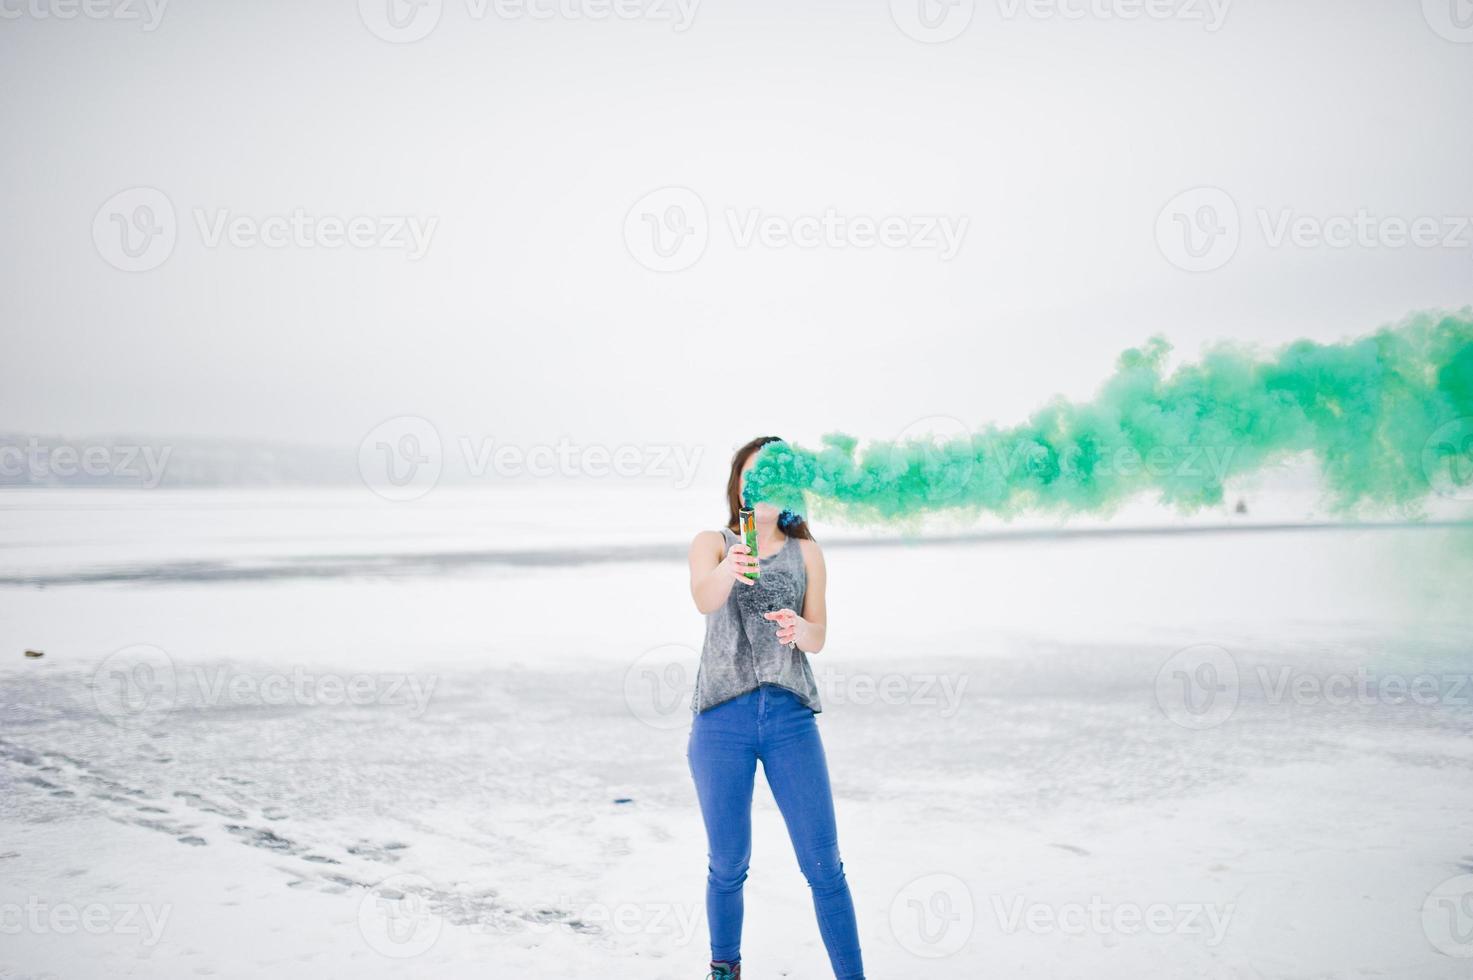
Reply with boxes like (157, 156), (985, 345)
(763, 608), (804, 648)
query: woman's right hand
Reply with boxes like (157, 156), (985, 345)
(721, 543), (758, 585)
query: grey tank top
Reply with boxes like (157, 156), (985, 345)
(691, 527), (821, 714)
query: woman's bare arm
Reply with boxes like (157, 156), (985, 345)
(689, 530), (756, 615)
(797, 539), (827, 653)
(766, 539), (828, 653)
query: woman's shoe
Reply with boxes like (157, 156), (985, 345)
(706, 962), (741, 979)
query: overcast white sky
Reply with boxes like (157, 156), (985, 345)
(2, 0), (1470, 462)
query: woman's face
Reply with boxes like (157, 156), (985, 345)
(739, 455), (781, 524)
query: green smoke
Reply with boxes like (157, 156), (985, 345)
(742, 309), (1473, 525)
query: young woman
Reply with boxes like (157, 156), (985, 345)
(686, 436), (866, 980)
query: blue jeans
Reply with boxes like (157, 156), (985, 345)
(687, 684), (865, 980)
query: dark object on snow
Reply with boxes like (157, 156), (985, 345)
(612, 798), (633, 805)
(1234, 499), (1248, 514)
(23, 649), (43, 659)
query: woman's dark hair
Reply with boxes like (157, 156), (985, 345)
(725, 436), (813, 540)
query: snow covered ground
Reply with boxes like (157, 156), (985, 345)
(2, 487), (1471, 978)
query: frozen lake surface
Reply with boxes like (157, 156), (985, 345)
(2, 488), (1471, 978)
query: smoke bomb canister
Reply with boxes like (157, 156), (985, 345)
(738, 508), (760, 581)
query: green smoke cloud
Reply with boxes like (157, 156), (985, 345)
(742, 309), (1473, 525)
